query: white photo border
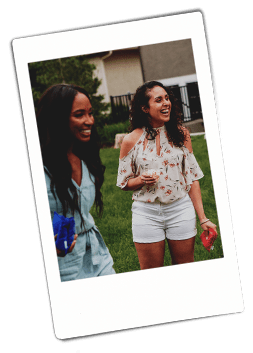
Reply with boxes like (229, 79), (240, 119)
(13, 12), (243, 339)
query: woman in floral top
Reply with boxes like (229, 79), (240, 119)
(117, 81), (216, 270)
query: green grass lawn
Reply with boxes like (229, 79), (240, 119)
(91, 134), (224, 273)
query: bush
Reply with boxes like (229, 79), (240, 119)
(96, 120), (130, 147)
(95, 111), (114, 129)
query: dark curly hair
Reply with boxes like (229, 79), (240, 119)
(129, 81), (185, 147)
(36, 84), (105, 224)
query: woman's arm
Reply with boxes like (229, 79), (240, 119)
(122, 174), (158, 191)
(119, 129), (158, 191)
(188, 180), (206, 221)
(183, 129), (217, 233)
(122, 176), (144, 191)
(189, 180), (217, 233)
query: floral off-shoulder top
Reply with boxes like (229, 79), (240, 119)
(116, 125), (204, 204)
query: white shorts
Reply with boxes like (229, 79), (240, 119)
(132, 194), (197, 243)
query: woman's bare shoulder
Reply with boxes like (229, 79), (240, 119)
(181, 126), (190, 139)
(181, 126), (193, 152)
(120, 128), (144, 159)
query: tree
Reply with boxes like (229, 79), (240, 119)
(28, 55), (110, 124)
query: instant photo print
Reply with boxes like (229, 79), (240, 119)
(13, 12), (243, 339)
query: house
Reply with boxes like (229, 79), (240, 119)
(87, 48), (143, 102)
(87, 39), (204, 133)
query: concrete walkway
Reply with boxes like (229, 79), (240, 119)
(183, 118), (205, 134)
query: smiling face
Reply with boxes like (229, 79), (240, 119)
(69, 92), (94, 143)
(143, 86), (172, 128)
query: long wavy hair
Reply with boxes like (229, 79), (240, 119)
(36, 84), (105, 223)
(129, 81), (185, 147)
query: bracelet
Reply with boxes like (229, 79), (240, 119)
(200, 218), (210, 226)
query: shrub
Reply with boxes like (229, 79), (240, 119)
(96, 120), (130, 147)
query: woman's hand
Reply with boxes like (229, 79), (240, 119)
(54, 233), (78, 257)
(200, 220), (217, 237)
(141, 172), (159, 186)
(123, 172), (159, 191)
